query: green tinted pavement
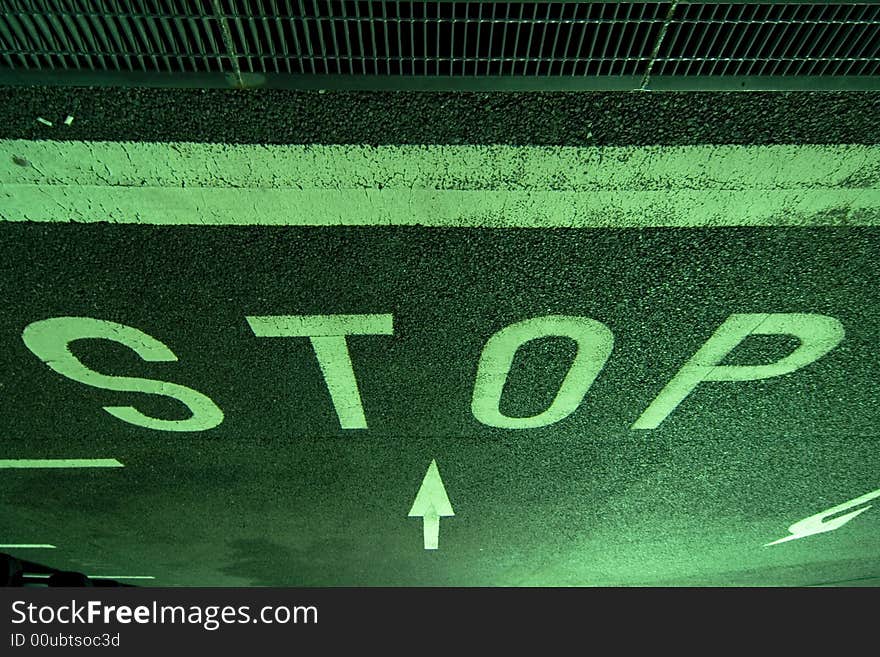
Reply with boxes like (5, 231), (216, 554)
(1, 129), (878, 586)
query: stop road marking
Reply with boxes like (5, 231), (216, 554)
(22, 312), (844, 432)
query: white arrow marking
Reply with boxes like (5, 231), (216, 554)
(408, 459), (454, 550)
(766, 486), (880, 546)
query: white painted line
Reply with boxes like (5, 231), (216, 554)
(0, 544), (56, 549)
(27, 574), (155, 580)
(1, 141), (877, 227)
(0, 459), (124, 468)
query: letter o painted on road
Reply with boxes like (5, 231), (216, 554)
(471, 315), (614, 429)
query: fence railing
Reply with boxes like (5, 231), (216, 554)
(1, 1), (878, 90)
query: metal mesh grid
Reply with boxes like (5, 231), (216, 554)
(1, 1), (878, 88)
(218, 1), (672, 77)
(657, 2), (880, 77)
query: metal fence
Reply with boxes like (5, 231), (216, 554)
(1, 1), (878, 90)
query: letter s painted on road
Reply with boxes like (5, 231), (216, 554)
(22, 316), (223, 431)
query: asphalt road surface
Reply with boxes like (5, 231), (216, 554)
(0, 88), (878, 586)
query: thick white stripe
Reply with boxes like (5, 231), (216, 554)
(2, 141), (877, 227)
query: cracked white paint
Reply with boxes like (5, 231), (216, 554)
(0, 141), (877, 226)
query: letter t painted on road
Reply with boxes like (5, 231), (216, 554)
(246, 314), (393, 429)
